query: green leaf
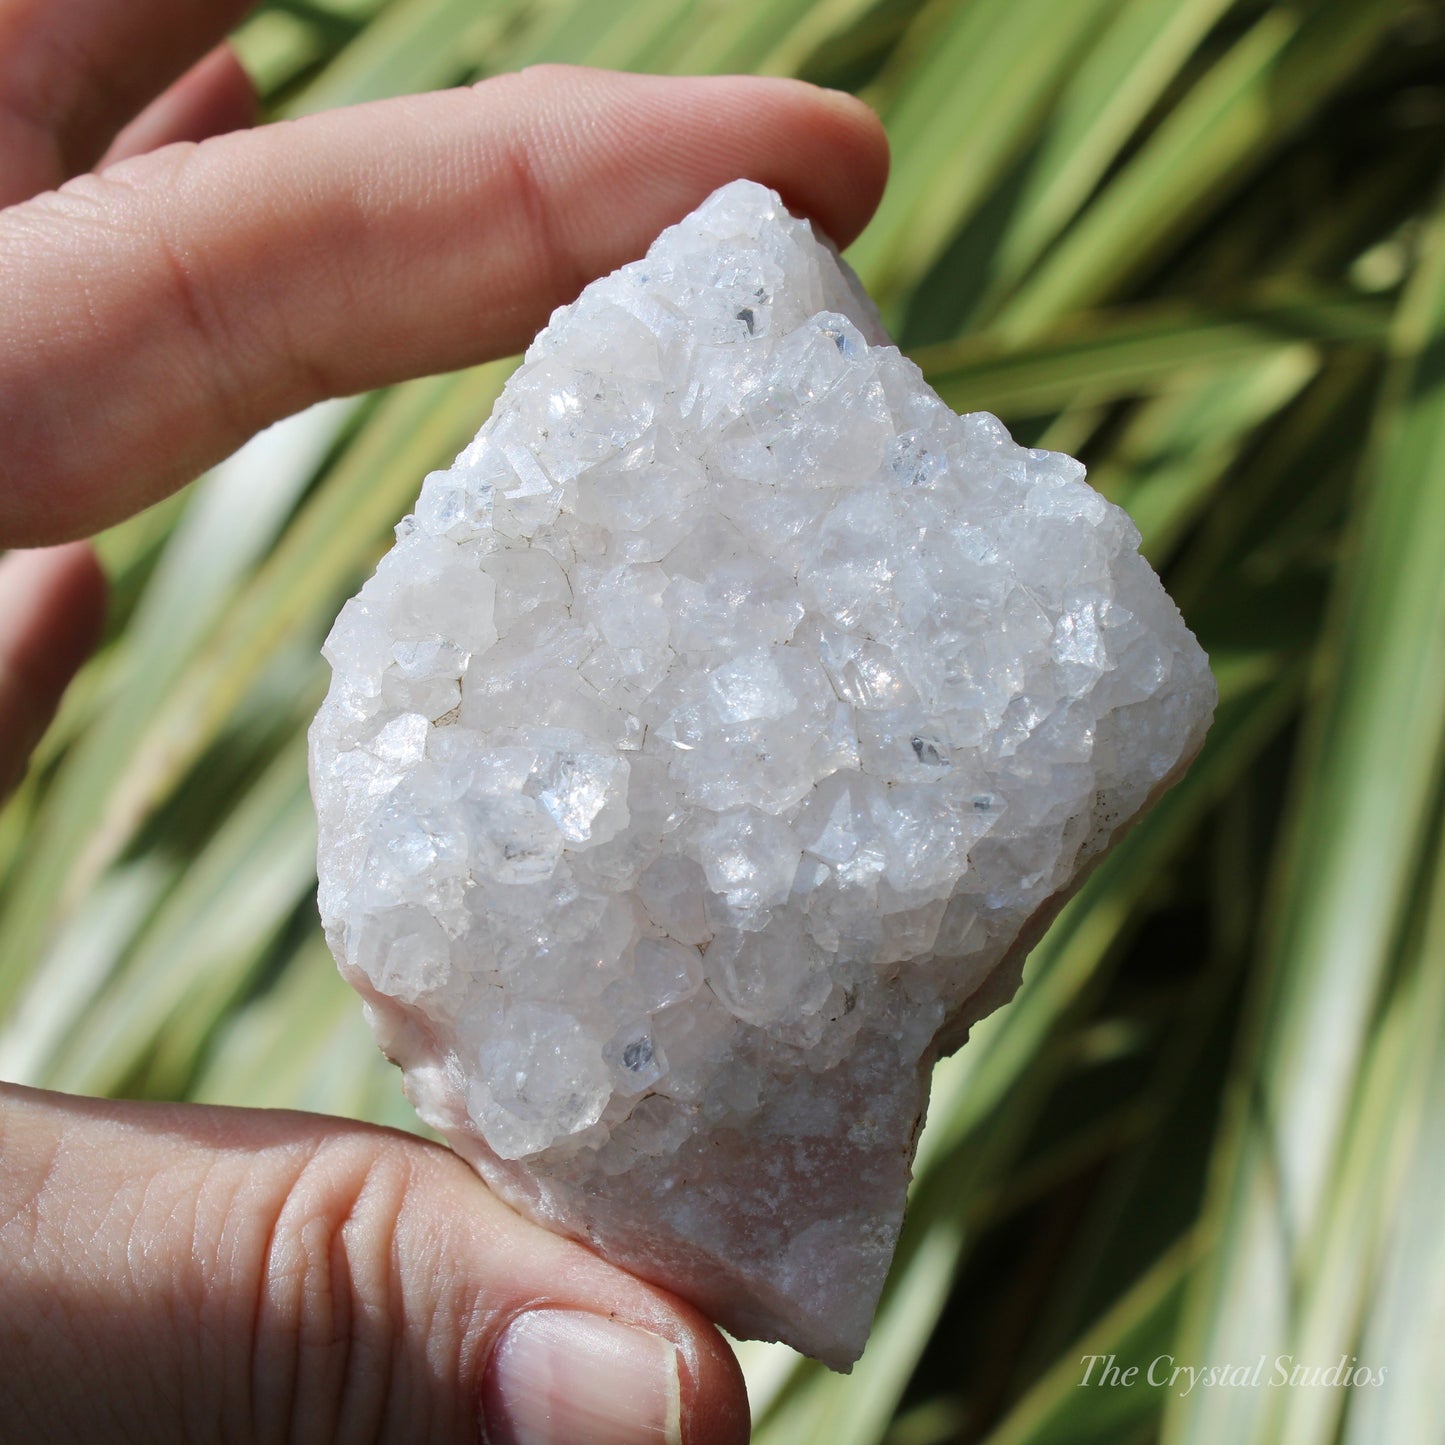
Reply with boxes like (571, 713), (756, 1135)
(978, 0), (1238, 314)
(285, 0), (526, 110)
(980, 1237), (1194, 1445)
(1165, 181), (1445, 1445)
(847, 0), (1119, 313)
(916, 294), (1385, 418)
(27, 732), (318, 1098)
(1341, 822), (1445, 1444)
(0, 402), (356, 1009)
(994, 0), (1411, 339)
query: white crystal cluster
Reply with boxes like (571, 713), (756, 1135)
(309, 180), (1215, 1367)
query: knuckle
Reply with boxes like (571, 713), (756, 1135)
(0, 1100), (57, 1272)
(248, 1135), (471, 1444)
(28, 144), (200, 239)
(467, 67), (590, 308)
(96, 152), (250, 401)
(14, 148), (256, 429)
(505, 130), (587, 309)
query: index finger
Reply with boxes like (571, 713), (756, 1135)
(0, 65), (889, 547)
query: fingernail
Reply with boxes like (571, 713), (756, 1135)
(482, 1309), (683, 1445)
(820, 84), (873, 110)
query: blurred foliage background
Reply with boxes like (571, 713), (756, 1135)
(3, 0), (1444, 1441)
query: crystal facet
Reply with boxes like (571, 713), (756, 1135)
(309, 180), (1216, 1368)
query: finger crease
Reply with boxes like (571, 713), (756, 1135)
(251, 1148), (308, 1445)
(503, 126), (587, 312)
(145, 210), (252, 445)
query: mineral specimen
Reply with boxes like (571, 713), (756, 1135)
(309, 179), (1216, 1368)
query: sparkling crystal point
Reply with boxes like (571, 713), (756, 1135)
(309, 179), (1216, 1368)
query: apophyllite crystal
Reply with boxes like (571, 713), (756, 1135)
(309, 179), (1215, 1368)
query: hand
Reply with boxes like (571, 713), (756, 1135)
(0, 3), (889, 1439)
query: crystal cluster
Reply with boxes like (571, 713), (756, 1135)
(309, 180), (1215, 1367)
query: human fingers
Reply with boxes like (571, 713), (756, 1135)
(0, 1082), (750, 1445)
(0, 543), (106, 798)
(0, 64), (890, 548)
(0, 0), (255, 203)
(100, 43), (258, 167)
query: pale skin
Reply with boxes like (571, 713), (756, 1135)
(0, 4), (890, 1440)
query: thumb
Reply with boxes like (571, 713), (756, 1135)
(0, 1083), (750, 1444)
